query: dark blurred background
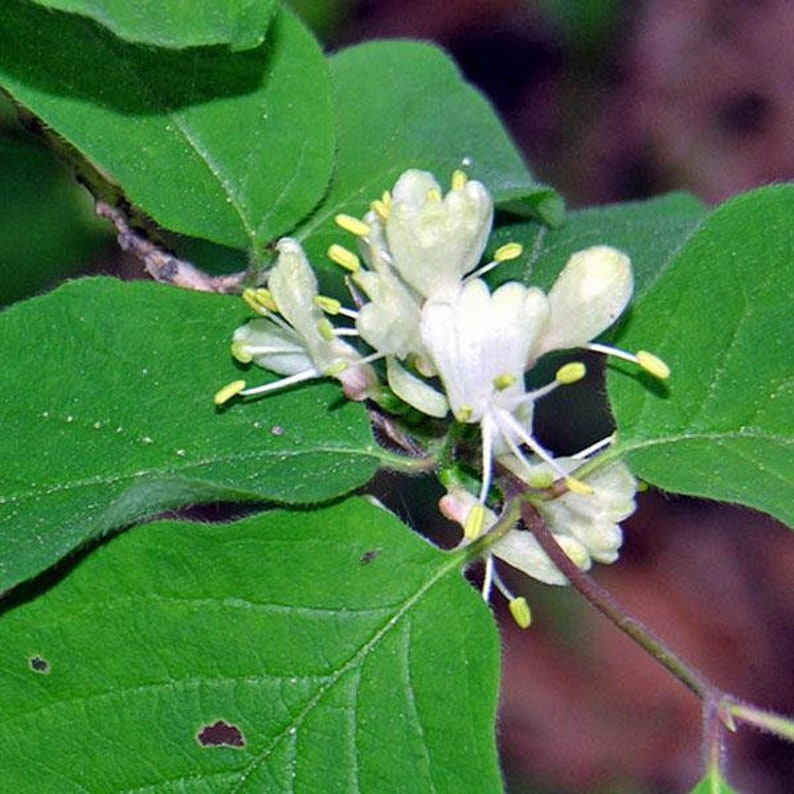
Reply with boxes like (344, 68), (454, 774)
(2, 2), (792, 791)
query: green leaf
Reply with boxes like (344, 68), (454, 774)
(0, 278), (383, 593)
(29, 0), (277, 50)
(297, 40), (561, 269)
(0, 126), (107, 306)
(0, 500), (502, 792)
(0, 2), (334, 252)
(490, 191), (706, 301)
(689, 769), (739, 794)
(608, 185), (794, 527)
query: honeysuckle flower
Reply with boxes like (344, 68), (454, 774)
(215, 239), (377, 405)
(529, 245), (671, 379)
(420, 277), (588, 505)
(499, 454), (637, 566)
(383, 169), (493, 301)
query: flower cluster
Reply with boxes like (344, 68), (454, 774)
(216, 169), (669, 624)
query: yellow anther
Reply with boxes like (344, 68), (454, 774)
(451, 169), (468, 191)
(493, 373), (517, 390)
(509, 597), (532, 629)
(316, 318), (335, 342)
(231, 341), (253, 364)
(565, 477), (594, 495)
(426, 187), (442, 203)
(214, 380), (246, 406)
(327, 244), (361, 273)
(455, 405), (473, 423)
(315, 295), (342, 315)
(463, 503), (487, 541)
(242, 287), (277, 315)
(636, 350), (670, 380)
(371, 198), (390, 222)
(324, 361), (348, 377)
(494, 242), (523, 262)
(556, 362), (587, 385)
(526, 470), (555, 489)
(334, 213), (370, 237)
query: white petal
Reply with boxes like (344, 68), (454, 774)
(491, 530), (590, 586)
(535, 245), (633, 355)
(386, 357), (448, 418)
(232, 319), (313, 376)
(421, 279), (548, 421)
(386, 170), (493, 300)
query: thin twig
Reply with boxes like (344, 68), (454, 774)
(520, 500), (715, 700)
(95, 201), (247, 293)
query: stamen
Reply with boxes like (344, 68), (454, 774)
(464, 243), (524, 284)
(571, 433), (616, 460)
(493, 373), (517, 390)
(231, 341), (253, 364)
(636, 350), (670, 379)
(327, 244), (361, 272)
(324, 361), (348, 377)
(464, 503), (487, 540)
(494, 242), (523, 262)
(371, 198), (390, 222)
(238, 367), (320, 397)
(332, 328), (360, 338)
(316, 318), (336, 342)
(242, 287), (278, 315)
(491, 568), (532, 628)
(496, 408), (591, 494)
(555, 362), (586, 384)
(214, 380), (246, 405)
(564, 478), (594, 495)
(426, 187), (442, 203)
(315, 295), (359, 320)
(451, 169), (468, 191)
(481, 554), (495, 601)
(509, 597), (532, 629)
(456, 405), (474, 423)
(479, 412), (496, 504)
(334, 213), (370, 237)
(526, 469), (555, 489)
(315, 295), (341, 314)
(587, 343), (671, 379)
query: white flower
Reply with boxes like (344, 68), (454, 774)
(385, 169), (493, 301)
(215, 239), (377, 405)
(420, 277), (582, 502)
(531, 245), (633, 360)
(497, 455), (637, 570)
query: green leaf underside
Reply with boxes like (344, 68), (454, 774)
(490, 191), (707, 302)
(0, 500), (501, 792)
(608, 185), (794, 526)
(297, 40), (560, 274)
(29, 0), (277, 50)
(0, 278), (381, 593)
(0, 2), (334, 251)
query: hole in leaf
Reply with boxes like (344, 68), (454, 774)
(28, 655), (50, 674)
(196, 720), (246, 749)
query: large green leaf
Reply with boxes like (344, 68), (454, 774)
(0, 2), (334, 252)
(297, 40), (562, 270)
(0, 500), (502, 792)
(0, 278), (383, 593)
(30, 0), (277, 50)
(608, 186), (794, 526)
(489, 191), (706, 300)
